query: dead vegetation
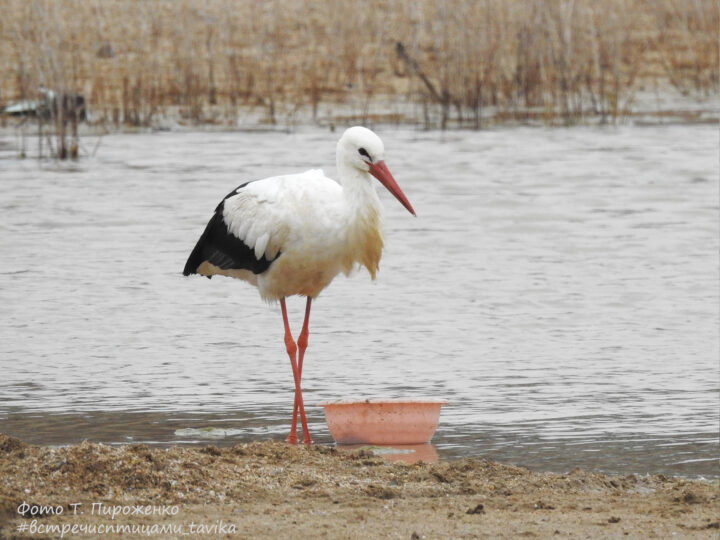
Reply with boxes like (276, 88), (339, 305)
(0, 0), (717, 130)
(1, 435), (718, 539)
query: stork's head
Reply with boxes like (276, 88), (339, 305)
(338, 126), (416, 216)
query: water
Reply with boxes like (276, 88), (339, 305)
(1, 125), (718, 477)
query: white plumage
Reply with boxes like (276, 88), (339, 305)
(183, 126), (416, 444)
(186, 127), (415, 301)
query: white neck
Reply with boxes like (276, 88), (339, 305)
(336, 156), (382, 218)
(334, 154), (385, 278)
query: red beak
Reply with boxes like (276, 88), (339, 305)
(368, 160), (416, 216)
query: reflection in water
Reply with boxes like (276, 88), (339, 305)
(336, 443), (439, 464)
(0, 126), (718, 478)
(2, 410), (716, 477)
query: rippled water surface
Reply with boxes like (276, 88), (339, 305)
(1, 125), (718, 477)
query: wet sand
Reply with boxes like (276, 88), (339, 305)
(1, 434), (718, 539)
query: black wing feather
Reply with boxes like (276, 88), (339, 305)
(182, 182), (278, 278)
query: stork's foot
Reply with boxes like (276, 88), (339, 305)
(286, 432), (299, 445)
(285, 432), (313, 445)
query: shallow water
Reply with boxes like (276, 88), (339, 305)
(1, 125), (718, 477)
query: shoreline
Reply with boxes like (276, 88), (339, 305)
(1, 434), (718, 539)
(2, 89), (718, 134)
(1, 409), (717, 480)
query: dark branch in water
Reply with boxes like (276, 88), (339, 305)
(395, 42), (444, 105)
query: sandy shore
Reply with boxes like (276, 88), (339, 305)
(0, 434), (718, 539)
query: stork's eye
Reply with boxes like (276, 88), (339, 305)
(358, 147), (371, 159)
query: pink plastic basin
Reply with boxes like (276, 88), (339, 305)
(318, 399), (447, 445)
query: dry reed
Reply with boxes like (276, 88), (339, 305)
(0, 0), (717, 133)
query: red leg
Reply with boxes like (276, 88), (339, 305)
(280, 298), (310, 445)
(292, 297), (312, 443)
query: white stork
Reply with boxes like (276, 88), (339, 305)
(183, 126), (416, 444)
